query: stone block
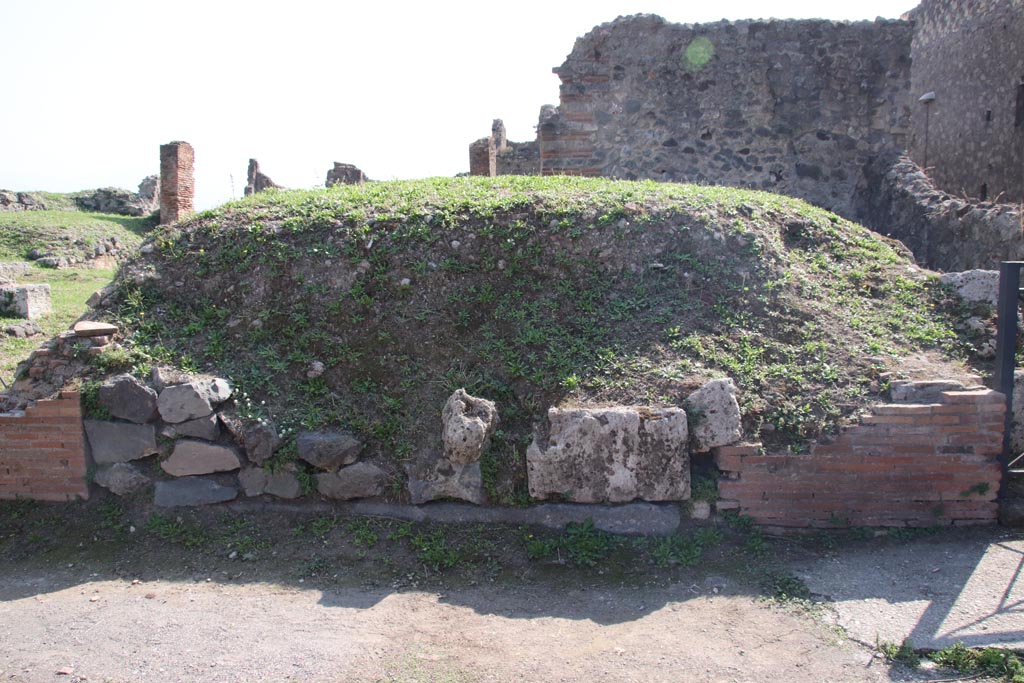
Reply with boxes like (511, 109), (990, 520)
(238, 467), (268, 496)
(526, 406), (690, 503)
(85, 420), (158, 464)
(296, 430), (363, 471)
(265, 469), (303, 499)
(154, 477), (237, 507)
(0, 284), (52, 319)
(406, 452), (484, 505)
(98, 373), (158, 424)
(442, 389), (498, 465)
(685, 378), (742, 452)
(158, 383), (213, 423)
(73, 320), (117, 337)
(161, 439), (242, 477)
(939, 270), (999, 307)
(317, 462), (388, 500)
(94, 462), (151, 496)
(161, 413), (220, 441)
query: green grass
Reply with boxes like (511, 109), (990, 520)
(0, 265), (117, 386)
(0, 210), (149, 261)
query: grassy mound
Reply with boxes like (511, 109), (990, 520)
(97, 177), (980, 503)
(0, 209), (151, 261)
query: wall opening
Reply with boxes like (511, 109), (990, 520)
(1016, 80), (1024, 127)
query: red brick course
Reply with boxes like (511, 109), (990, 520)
(713, 390), (1004, 528)
(0, 391), (88, 501)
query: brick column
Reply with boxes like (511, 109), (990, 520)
(159, 141), (195, 224)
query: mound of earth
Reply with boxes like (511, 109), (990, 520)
(83, 176), (981, 502)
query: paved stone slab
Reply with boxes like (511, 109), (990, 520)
(73, 320), (117, 337)
(154, 477), (238, 507)
(161, 440), (241, 477)
(789, 529), (1024, 649)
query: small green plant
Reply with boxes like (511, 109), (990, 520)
(79, 380), (110, 420)
(346, 519), (379, 548)
(144, 514), (208, 549)
(561, 519), (614, 568)
(411, 530), (459, 571)
(650, 534), (702, 567)
(927, 642), (1024, 682)
(879, 640), (920, 668)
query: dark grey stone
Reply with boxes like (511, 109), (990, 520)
(154, 477), (238, 507)
(296, 430), (363, 471)
(161, 413), (220, 441)
(316, 462), (387, 500)
(98, 374), (158, 424)
(157, 383), (213, 423)
(405, 452), (484, 505)
(85, 420), (158, 464)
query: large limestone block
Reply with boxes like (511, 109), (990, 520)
(317, 462), (388, 500)
(526, 406), (690, 503)
(939, 270), (999, 308)
(442, 389), (498, 465)
(161, 439), (242, 477)
(85, 420), (158, 464)
(98, 373), (158, 424)
(685, 378), (742, 452)
(0, 283), (52, 319)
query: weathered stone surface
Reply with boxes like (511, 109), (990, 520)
(526, 406), (690, 503)
(86, 283), (116, 308)
(316, 462), (388, 500)
(0, 262), (31, 280)
(238, 467), (268, 497)
(151, 366), (190, 391)
(244, 159), (281, 196)
(685, 379), (742, 452)
(73, 320), (117, 337)
(161, 439), (242, 477)
(196, 377), (232, 405)
(3, 320), (41, 337)
(157, 383), (213, 423)
(161, 413), (221, 441)
(406, 452), (484, 505)
(94, 462), (150, 496)
(891, 380), (967, 404)
(243, 422), (281, 465)
(85, 420), (158, 464)
(0, 284), (52, 319)
(442, 389), (498, 465)
(325, 162), (367, 186)
(98, 373), (158, 424)
(296, 430), (363, 471)
(265, 468), (303, 499)
(938, 270), (1000, 308)
(154, 477), (237, 507)
(1000, 499), (1024, 527)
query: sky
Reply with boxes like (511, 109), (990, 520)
(1, 1), (919, 210)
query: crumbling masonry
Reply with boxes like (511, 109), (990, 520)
(159, 141), (194, 225)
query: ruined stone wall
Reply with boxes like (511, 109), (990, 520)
(469, 120), (541, 177)
(159, 141), (194, 225)
(540, 15), (914, 216)
(856, 151), (1023, 271)
(906, 0), (1024, 203)
(497, 141), (541, 176)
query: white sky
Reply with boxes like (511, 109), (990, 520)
(1, 1), (919, 210)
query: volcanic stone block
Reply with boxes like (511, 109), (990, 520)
(154, 477), (237, 507)
(161, 439), (242, 477)
(406, 452), (484, 505)
(158, 383), (213, 423)
(296, 431), (363, 471)
(94, 462), (151, 496)
(98, 374), (158, 424)
(526, 406), (690, 503)
(317, 462), (388, 500)
(85, 420), (158, 464)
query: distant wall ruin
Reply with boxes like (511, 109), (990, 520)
(469, 120), (540, 177)
(159, 141), (195, 225)
(326, 162), (368, 187)
(244, 159), (280, 196)
(906, 0), (1024, 203)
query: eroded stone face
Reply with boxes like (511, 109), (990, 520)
(442, 389), (498, 465)
(98, 374), (158, 424)
(685, 378), (742, 452)
(526, 406), (690, 503)
(161, 439), (242, 477)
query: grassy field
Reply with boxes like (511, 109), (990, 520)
(0, 265), (116, 387)
(0, 210), (149, 261)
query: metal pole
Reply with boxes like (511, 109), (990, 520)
(994, 262), (1024, 501)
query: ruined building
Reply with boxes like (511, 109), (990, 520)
(469, 120), (540, 177)
(469, 1), (1024, 270)
(244, 159), (280, 196)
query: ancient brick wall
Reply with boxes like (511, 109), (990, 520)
(540, 15), (914, 216)
(159, 141), (195, 225)
(469, 120), (541, 177)
(906, 0), (1024, 203)
(714, 389), (1004, 528)
(0, 391), (88, 502)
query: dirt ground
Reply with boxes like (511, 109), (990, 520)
(0, 498), (1011, 683)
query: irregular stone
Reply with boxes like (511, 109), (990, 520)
(196, 377), (232, 405)
(406, 451), (485, 505)
(161, 439), (242, 477)
(217, 410), (281, 464)
(265, 469), (303, 499)
(98, 374), (158, 424)
(238, 467), (268, 496)
(3, 320), (41, 338)
(442, 388), (498, 465)
(0, 262), (31, 280)
(86, 283), (116, 308)
(94, 462), (150, 496)
(316, 462), (388, 500)
(85, 420), (158, 464)
(939, 270), (999, 308)
(685, 378), (742, 452)
(73, 320), (117, 337)
(891, 380), (966, 404)
(151, 366), (190, 391)
(154, 477), (238, 507)
(157, 383), (213, 423)
(161, 413), (220, 441)
(526, 406), (690, 503)
(0, 284), (52, 319)
(296, 431), (363, 471)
